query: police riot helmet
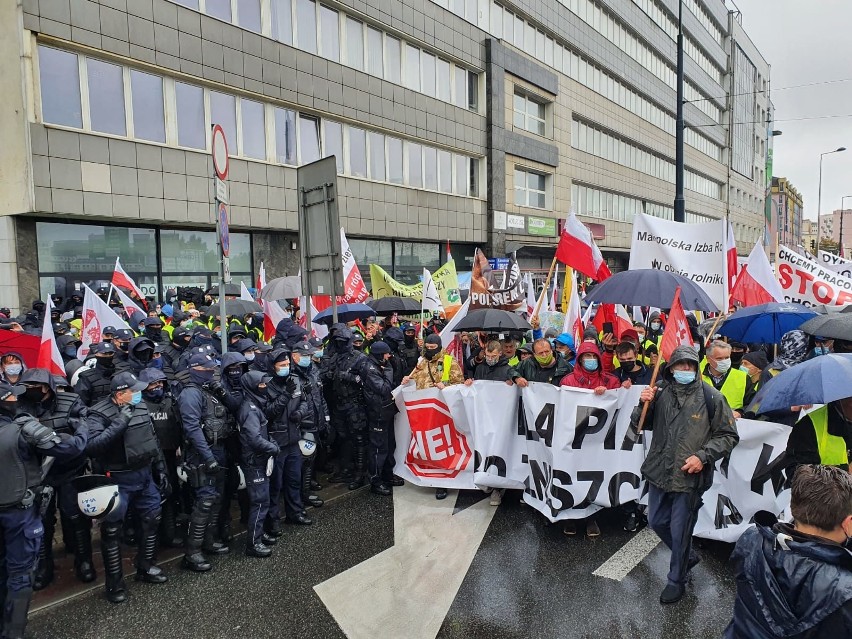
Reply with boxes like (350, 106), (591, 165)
(72, 475), (121, 519)
(299, 431), (318, 456)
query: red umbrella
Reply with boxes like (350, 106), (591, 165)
(0, 329), (41, 369)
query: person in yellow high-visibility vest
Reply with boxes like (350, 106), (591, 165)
(788, 401), (852, 471)
(701, 340), (756, 418)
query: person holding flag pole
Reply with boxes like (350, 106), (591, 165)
(630, 287), (739, 605)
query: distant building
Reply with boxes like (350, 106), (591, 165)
(770, 177), (803, 259)
(826, 208), (852, 255)
(801, 219), (818, 256)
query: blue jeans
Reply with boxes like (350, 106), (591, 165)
(647, 484), (702, 586)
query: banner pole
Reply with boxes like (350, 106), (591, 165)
(532, 255), (558, 320)
(704, 313), (726, 347)
(636, 354), (665, 433)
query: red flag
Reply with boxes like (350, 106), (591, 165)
(726, 220), (738, 297)
(729, 242), (785, 307)
(261, 299), (287, 342)
(659, 287), (694, 362)
(446, 239), (453, 263)
(555, 212), (611, 281)
(112, 257), (145, 301)
(592, 304), (632, 339)
(37, 298), (65, 376)
(256, 261), (267, 292)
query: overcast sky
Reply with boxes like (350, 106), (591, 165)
(731, 0), (852, 221)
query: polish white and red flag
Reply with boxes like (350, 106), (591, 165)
(561, 270), (584, 345)
(660, 287), (694, 361)
(112, 257), (145, 301)
(261, 299), (288, 342)
(524, 273), (536, 316)
(110, 284), (144, 319)
(77, 284), (130, 359)
(256, 261), (267, 293)
(726, 220), (738, 298)
(36, 298), (65, 376)
(729, 241), (785, 307)
(340, 228), (369, 304)
(555, 212), (612, 281)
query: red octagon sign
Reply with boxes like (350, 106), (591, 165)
(405, 397), (472, 478)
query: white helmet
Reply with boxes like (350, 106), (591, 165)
(73, 475), (121, 519)
(237, 465), (246, 490)
(176, 464), (189, 484)
(298, 432), (317, 457)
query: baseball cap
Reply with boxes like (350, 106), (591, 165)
(291, 341), (315, 356)
(90, 342), (116, 355)
(111, 372), (148, 393)
(370, 341), (390, 356)
(308, 337), (324, 350)
(0, 381), (25, 401)
(114, 329), (133, 341)
(102, 326), (117, 336)
(143, 317), (163, 327)
(189, 352), (217, 369)
(138, 368), (167, 384)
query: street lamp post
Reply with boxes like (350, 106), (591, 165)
(816, 147), (847, 255)
(841, 195), (852, 257)
(674, 0), (685, 222)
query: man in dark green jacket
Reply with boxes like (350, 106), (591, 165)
(634, 344), (739, 605)
(511, 339), (572, 387)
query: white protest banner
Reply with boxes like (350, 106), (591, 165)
(818, 250), (852, 278)
(694, 419), (792, 542)
(629, 212), (727, 309)
(776, 245), (852, 307)
(394, 382), (791, 541)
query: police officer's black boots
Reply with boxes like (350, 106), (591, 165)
(158, 500), (183, 548)
(302, 460), (324, 507)
(182, 500), (213, 573)
(135, 514), (168, 585)
(347, 443), (368, 491)
(329, 436), (355, 484)
(203, 500), (230, 555)
(2, 589), (33, 639)
(70, 514), (96, 583)
(32, 533), (54, 591)
(101, 521), (127, 604)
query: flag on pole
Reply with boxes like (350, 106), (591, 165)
(549, 264), (559, 311)
(446, 239), (453, 263)
(439, 298), (470, 360)
(78, 285), (131, 359)
(525, 273), (536, 316)
(729, 241), (785, 307)
(726, 220), (738, 300)
(36, 298), (65, 376)
(592, 304), (632, 339)
(659, 287), (694, 362)
(111, 284), (144, 319)
(341, 228), (370, 303)
(561, 269), (583, 345)
(112, 257), (145, 301)
(261, 299), (288, 342)
(240, 281), (254, 301)
(256, 261), (267, 292)
(421, 268), (443, 315)
(555, 211), (612, 281)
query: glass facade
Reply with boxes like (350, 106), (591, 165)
(732, 45), (757, 178)
(347, 238), (475, 290)
(36, 221), (252, 302)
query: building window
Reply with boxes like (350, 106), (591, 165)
(345, 18), (365, 70)
(240, 98), (266, 160)
(130, 70), (165, 143)
(209, 91), (237, 152)
(87, 60), (126, 136)
(368, 131), (386, 180)
(515, 168), (548, 209)
(206, 0), (231, 22)
(407, 143), (423, 188)
(299, 115), (321, 164)
(319, 5), (340, 62)
(385, 36), (401, 84)
(387, 137), (404, 185)
(175, 82), (206, 149)
(274, 107), (297, 165)
(323, 120), (343, 172)
(513, 91), (546, 136)
(271, 0), (293, 45)
(296, 0), (318, 54)
(436, 59), (451, 102)
(421, 52), (436, 98)
(237, 0), (262, 33)
(438, 149), (452, 194)
(423, 146), (438, 190)
(39, 46), (82, 127)
(454, 155), (467, 196)
(366, 27), (383, 77)
(454, 65), (467, 109)
(404, 44), (421, 91)
(349, 126), (368, 178)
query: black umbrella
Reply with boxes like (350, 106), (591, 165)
(202, 299), (262, 316)
(812, 303), (852, 315)
(368, 297), (422, 314)
(584, 269), (718, 311)
(313, 303), (375, 326)
(453, 309), (531, 332)
(205, 283), (241, 296)
(799, 313), (852, 341)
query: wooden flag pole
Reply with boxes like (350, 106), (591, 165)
(532, 255), (558, 321)
(636, 353), (665, 434)
(703, 313), (726, 347)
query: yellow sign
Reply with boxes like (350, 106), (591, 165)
(370, 262), (462, 313)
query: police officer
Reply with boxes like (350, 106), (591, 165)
(160, 327), (191, 374)
(0, 381), (88, 637)
(265, 349), (312, 532)
(357, 342), (395, 496)
(321, 327), (368, 485)
(219, 352), (248, 542)
(114, 336), (157, 376)
(238, 371), (280, 557)
(112, 329), (134, 364)
(74, 342), (117, 406)
(138, 368), (183, 547)
(142, 317), (167, 345)
(86, 372), (169, 603)
(290, 342), (327, 506)
(18, 369), (94, 590)
(177, 353), (232, 572)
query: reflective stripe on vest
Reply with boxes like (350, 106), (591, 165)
(810, 406), (848, 466)
(441, 355), (452, 382)
(703, 367), (748, 410)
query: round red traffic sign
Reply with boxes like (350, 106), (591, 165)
(211, 124), (229, 180)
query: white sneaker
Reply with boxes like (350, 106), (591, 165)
(489, 489), (503, 506)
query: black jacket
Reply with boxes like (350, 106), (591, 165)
(472, 356), (514, 382)
(290, 363), (328, 433)
(356, 356), (395, 422)
(613, 362), (653, 385)
(237, 373), (279, 466)
(726, 521), (852, 638)
(265, 374), (304, 447)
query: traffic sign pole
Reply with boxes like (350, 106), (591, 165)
(212, 124), (230, 355)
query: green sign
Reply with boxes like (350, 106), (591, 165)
(527, 216), (556, 237)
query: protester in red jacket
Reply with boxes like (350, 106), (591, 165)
(559, 341), (620, 394)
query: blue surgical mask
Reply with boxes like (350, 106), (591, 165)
(313, 349), (324, 359)
(813, 347), (828, 357)
(297, 358), (311, 368)
(244, 353), (256, 361)
(650, 321), (661, 331)
(673, 371), (696, 385)
(581, 358), (599, 372)
(276, 367), (290, 377)
(4, 364), (22, 376)
(214, 330), (222, 337)
(130, 390), (143, 405)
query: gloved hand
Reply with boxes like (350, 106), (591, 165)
(204, 459), (220, 474)
(205, 380), (226, 399)
(156, 471), (172, 498)
(266, 455), (275, 477)
(119, 405), (133, 422)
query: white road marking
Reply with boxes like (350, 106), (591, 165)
(314, 484), (497, 639)
(592, 527), (661, 581)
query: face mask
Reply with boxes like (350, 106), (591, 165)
(314, 349), (324, 359)
(0, 401), (18, 417)
(636, 333), (645, 342)
(714, 358), (731, 373)
(485, 356), (500, 366)
(116, 342), (129, 352)
(214, 330), (222, 338)
(136, 350), (153, 364)
(731, 353), (744, 367)
(191, 369), (215, 383)
(276, 366), (290, 377)
(23, 387), (46, 402)
(226, 368), (242, 381)
(149, 357), (164, 371)
(673, 371), (696, 385)
(146, 328), (162, 341)
(650, 322), (661, 331)
(423, 348), (440, 360)
(620, 359), (637, 369)
(143, 388), (164, 403)
(97, 356), (115, 369)
(740, 366), (750, 373)
(297, 358), (311, 368)
(535, 353), (553, 366)
(244, 353), (256, 361)
(404, 334), (415, 345)
(129, 391), (143, 405)
(4, 364), (22, 376)
(813, 347), (828, 356)
(196, 338), (212, 346)
(582, 358), (599, 372)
